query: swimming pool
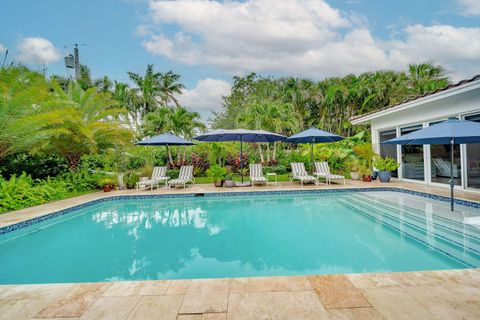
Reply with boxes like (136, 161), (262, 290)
(1, 190), (480, 284)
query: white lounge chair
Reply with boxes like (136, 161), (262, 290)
(137, 166), (169, 190)
(314, 161), (345, 185)
(290, 162), (317, 186)
(250, 163), (267, 186)
(432, 158), (460, 178)
(169, 165), (194, 189)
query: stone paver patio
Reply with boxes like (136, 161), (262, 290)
(1, 269), (480, 319)
(1, 180), (480, 319)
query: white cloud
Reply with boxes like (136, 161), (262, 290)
(458, 0), (480, 16)
(0, 43), (6, 53)
(141, 0), (480, 80)
(17, 37), (60, 64)
(177, 78), (231, 118)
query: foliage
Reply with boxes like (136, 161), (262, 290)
(373, 156), (400, 172)
(45, 81), (132, 170)
(264, 165), (287, 175)
(0, 66), (65, 161)
(0, 153), (68, 179)
(346, 158), (362, 172)
(123, 171), (140, 189)
(213, 63), (449, 137)
(206, 164), (227, 181)
(0, 171), (103, 213)
(99, 177), (117, 188)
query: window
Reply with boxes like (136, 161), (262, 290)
(379, 129), (398, 177)
(401, 125), (424, 181)
(465, 114), (480, 189)
(429, 120), (461, 186)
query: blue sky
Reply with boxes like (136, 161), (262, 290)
(1, 0), (479, 117)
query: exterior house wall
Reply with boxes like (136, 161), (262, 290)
(353, 80), (480, 191)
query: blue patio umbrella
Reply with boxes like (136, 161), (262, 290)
(285, 127), (345, 173)
(383, 118), (480, 211)
(194, 129), (286, 183)
(135, 133), (195, 165)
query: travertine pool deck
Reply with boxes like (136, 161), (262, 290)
(1, 269), (480, 319)
(1, 180), (480, 319)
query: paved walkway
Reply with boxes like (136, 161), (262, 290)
(1, 180), (480, 319)
(1, 269), (479, 319)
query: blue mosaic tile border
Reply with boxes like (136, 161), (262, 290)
(1, 187), (479, 235)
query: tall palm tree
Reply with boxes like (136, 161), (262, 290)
(127, 64), (162, 116)
(157, 71), (185, 107)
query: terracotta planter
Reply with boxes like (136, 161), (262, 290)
(214, 180), (224, 187)
(103, 185), (113, 192)
(362, 175), (372, 182)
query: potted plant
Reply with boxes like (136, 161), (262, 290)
(373, 156), (400, 182)
(360, 166), (373, 182)
(206, 164), (226, 187)
(224, 173), (235, 188)
(347, 159), (362, 180)
(99, 177), (116, 192)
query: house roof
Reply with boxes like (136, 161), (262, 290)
(350, 74), (480, 124)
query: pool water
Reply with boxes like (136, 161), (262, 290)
(1, 192), (480, 284)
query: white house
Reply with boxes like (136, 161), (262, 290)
(351, 75), (480, 192)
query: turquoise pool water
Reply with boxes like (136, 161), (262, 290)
(1, 192), (480, 284)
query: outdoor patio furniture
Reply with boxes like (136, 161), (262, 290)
(314, 161), (345, 185)
(290, 162), (317, 186)
(137, 166), (169, 190)
(433, 158), (460, 178)
(169, 165), (194, 189)
(250, 163), (267, 186)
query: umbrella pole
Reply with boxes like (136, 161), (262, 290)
(166, 144), (169, 167)
(450, 139), (454, 211)
(240, 139), (244, 183)
(311, 137), (316, 174)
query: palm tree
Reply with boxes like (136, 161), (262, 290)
(141, 106), (205, 165)
(407, 62), (449, 94)
(128, 64), (162, 116)
(0, 66), (64, 161)
(47, 81), (132, 170)
(157, 71), (185, 107)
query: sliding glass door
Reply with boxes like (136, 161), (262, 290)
(379, 129), (398, 177)
(401, 125), (424, 181)
(429, 120), (461, 186)
(465, 114), (480, 189)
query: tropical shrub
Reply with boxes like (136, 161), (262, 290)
(264, 165), (287, 175)
(0, 171), (104, 213)
(123, 171), (140, 189)
(206, 165), (227, 182)
(373, 156), (400, 172)
(0, 153), (69, 179)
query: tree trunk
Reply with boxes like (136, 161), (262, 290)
(177, 146), (181, 166)
(183, 146), (187, 163)
(266, 143), (271, 163)
(258, 144), (264, 164)
(66, 154), (81, 171)
(168, 148), (174, 167)
(273, 142), (277, 160)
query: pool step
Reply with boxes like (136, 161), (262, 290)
(348, 194), (480, 246)
(338, 198), (480, 267)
